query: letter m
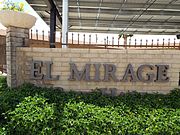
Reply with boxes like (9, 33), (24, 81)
(68, 63), (91, 81)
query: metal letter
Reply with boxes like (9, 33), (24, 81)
(44, 61), (59, 80)
(137, 65), (155, 83)
(155, 65), (169, 82)
(94, 64), (101, 81)
(68, 63), (91, 81)
(103, 64), (119, 82)
(121, 64), (137, 82)
(30, 60), (43, 80)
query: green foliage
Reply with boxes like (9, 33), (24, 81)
(0, 0), (24, 12)
(0, 126), (6, 135)
(0, 76), (7, 89)
(61, 101), (124, 135)
(6, 95), (55, 135)
(61, 101), (180, 135)
(0, 81), (180, 134)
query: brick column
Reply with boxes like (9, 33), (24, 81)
(6, 27), (29, 88)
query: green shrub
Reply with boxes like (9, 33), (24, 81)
(60, 101), (180, 135)
(61, 101), (126, 135)
(0, 126), (6, 135)
(5, 95), (56, 135)
(0, 80), (180, 135)
(0, 76), (7, 90)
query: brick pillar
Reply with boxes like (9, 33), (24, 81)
(6, 27), (29, 88)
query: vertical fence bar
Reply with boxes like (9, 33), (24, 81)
(66, 32), (68, 45)
(72, 33), (74, 44)
(163, 38), (165, 48)
(42, 30), (44, 41)
(36, 29), (38, 40)
(140, 39), (142, 48)
(60, 32), (62, 43)
(151, 39), (153, 48)
(118, 37), (120, 47)
(146, 39), (148, 48)
(96, 34), (98, 44)
(107, 36), (108, 45)
(112, 37), (114, 46)
(89, 34), (91, 44)
(78, 33), (79, 45)
(168, 38), (170, 48)
(30, 29), (33, 39)
(28, 30), (30, 40)
(83, 34), (85, 44)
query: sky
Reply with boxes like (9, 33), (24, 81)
(0, 0), (177, 44)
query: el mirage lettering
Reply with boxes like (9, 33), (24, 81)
(30, 60), (169, 83)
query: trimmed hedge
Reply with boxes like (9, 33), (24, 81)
(0, 76), (180, 135)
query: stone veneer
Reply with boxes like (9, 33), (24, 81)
(6, 27), (29, 87)
(0, 35), (6, 71)
(16, 48), (180, 94)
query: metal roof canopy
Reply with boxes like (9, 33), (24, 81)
(26, 0), (180, 35)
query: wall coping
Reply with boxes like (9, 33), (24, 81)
(17, 47), (179, 54)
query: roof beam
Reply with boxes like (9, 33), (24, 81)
(43, 0), (62, 24)
(26, 0), (45, 5)
(43, 17), (180, 26)
(32, 6), (180, 16)
(69, 23), (180, 30)
(30, 2), (180, 12)
(32, 5), (180, 17)
(46, 22), (180, 31)
(54, 1), (180, 11)
(79, 3), (180, 11)
(31, 5), (49, 11)
(68, 28), (179, 35)
(68, 8), (180, 16)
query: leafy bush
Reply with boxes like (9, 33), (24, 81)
(0, 126), (6, 135)
(5, 95), (56, 135)
(0, 76), (7, 89)
(0, 81), (180, 134)
(61, 101), (125, 135)
(61, 101), (180, 135)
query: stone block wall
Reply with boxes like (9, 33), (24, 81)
(29, 39), (62, 48)
(16, 48), (180, 94)
(6, 27), (29, 87)
(0, 35), (6, 71)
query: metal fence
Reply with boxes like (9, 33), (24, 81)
(29, 29), (180, 50)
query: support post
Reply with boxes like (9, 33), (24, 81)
(50, 6), (56, 48)
(62, 0), (69, 48)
